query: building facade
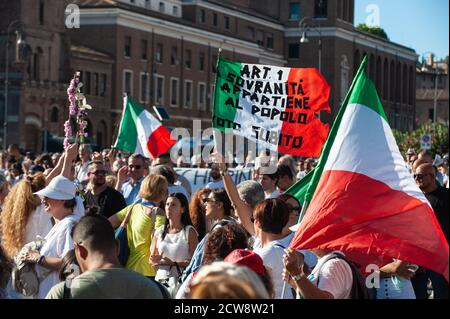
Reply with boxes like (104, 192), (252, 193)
(416, 54), (449, 125)
(1, 0), (419, 152)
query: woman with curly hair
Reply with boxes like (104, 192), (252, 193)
(1, 172), (49, 259)
(188, 188), (212, 241)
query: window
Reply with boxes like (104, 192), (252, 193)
(145, 0), (150, 8)
(184, 80), (193, 108)
(85, 72), (91, 95)
(124, 36), (131, 58)
(141, 40), (148, 60)
(154, 75), (164, 104)
(123, 70), (133, 96)
(156, 43), (163, 63)
(170, 78), (179, 107)
(159, 2), (165, 13)
(288, 44), (299, 59)
(140, 73), (149, 103)
(256, 30), (264, 46)
(247, 26), (255, 39)
(289, 3), (300, 20)
(213, 13), (218, 26)
(428, 109), (434, 121)
(39, 0), (44, 25)
(173, 6), (178, 16)
(100, 74), (107, 96)
(224, 16), (230, 30)
(199, 9), (206, 23)
(50, 107), (59, 123)
(199, 52), (205, 71)
(198, 83), (206, 110)
(266, 33), (274, 49)
(171, 47), (178, 65)
(314, 0), (327, 18)
(185, 49), (192, 69)
(93, 73), (99, 96)
(212, 55), (218, 73)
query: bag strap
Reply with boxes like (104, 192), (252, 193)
(120, 204), (136, 228)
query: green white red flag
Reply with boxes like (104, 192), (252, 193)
(287, 56), (449, 280)
(114, 96), (175, 159)
(212, 56), (330, 156)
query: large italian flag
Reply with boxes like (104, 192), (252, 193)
(114, 97), (175, 159)
(212, 56), (330, 157)
(288, 57), (449, 280)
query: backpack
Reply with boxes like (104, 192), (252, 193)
(11, 237), (50, 297)
(316, 253), (372, 299)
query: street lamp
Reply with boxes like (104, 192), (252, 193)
(4, 20), (27, 150)
(299, 17), (322, 74)
(420, 52), (439, 123)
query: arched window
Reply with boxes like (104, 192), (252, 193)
(390, 60), (395, 102)
(353, 50), (360, 77)
(383, 58), (389, 100)
(396, 62), (401, 103)
(50, 107), (59, 123)
(33, 47), (43, 81)
(402, 64), (408, 104)
(376, 56), (382, 95)
(409, 66), (414, 105)
(369, 54), (375, 82)
(96, 120), (108, 149)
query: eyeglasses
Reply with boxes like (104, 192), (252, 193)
(414, 173), (429, 180)
(92, 170), (106, 176)
(128, 165), (142, 170)
(203, 198), (217, 204)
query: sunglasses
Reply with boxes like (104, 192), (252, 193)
(128, 165), (142, 170)
(414, 173), (429, 180)
(92, 170), (106, 176)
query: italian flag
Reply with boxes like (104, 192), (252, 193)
(114, 97), (175, 159)
(288, 57), (449, 280)
(212, 56), (330, 157)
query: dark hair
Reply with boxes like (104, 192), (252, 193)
(162, 193), (194, 240)
(88, 160), (104, 168)
(203, 223), (248, 265)
(0, 246), (12, 289)
(63, 198), (77, 210)
(277, 193), (301, 210)
(189, 188), (212, 241)
(277, 164), (294, 180)
(71, 215), (116, 253)
(58, 249), (79, 281)
(211, 188), (233, 217)
(254, 198), (290, 234)
(150, 165), (175, 184)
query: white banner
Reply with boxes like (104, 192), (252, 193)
(174, 168), (253, 195)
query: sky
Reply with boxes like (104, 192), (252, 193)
(354, 0), (449, 61)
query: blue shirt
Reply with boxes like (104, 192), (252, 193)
(121, 177), (144, 206)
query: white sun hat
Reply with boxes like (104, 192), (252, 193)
(35, 175), (76, 200)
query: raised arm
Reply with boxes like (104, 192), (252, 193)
(210, 153), (255, 236)
(45, 153), (66, 184)
(62, 143), (79, 180)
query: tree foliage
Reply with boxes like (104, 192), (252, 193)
(356, 23), (389, 40)
(393, 121), (449, 157)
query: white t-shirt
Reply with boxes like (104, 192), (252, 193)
(24, 204), (53, 245)
(155, 226), (197, 279)
(307, 251), (353, 299)
(253, 238), (294, 299)
(76, 162), (89, 183)
(205, 179), (224, 190)
(35, 214), (80, 299)
(265, 189), (281, 199)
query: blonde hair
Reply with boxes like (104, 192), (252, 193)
(138, 174), (168, 203)
(1, 173), (46, 258)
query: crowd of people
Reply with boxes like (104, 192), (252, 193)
(0, 142), (448, 299)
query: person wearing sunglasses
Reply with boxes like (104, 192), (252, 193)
(84, 161), (126, 218)
(115, 154), (147, 205)
(411, 163), (449, 299)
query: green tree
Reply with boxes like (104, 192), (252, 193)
(356, 23), (389, 40)
(393, 121), (449, 157)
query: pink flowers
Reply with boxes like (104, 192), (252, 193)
(64, 71), (92, 148)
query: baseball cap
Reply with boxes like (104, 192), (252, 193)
(34, 175), (76, 200)
(224, 249), (266, 276)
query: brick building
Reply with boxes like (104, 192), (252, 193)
(1, 0), (419, 152)
(416, 54), (449, 125)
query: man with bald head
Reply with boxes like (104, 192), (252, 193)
(412, 163), (449, 299)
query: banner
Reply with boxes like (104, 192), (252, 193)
(212, 56), (331, 157)
(174, 168), (253, 194)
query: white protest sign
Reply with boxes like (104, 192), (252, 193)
(174, 168), (253, 195)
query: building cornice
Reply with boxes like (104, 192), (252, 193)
(285, 26), (418, 61)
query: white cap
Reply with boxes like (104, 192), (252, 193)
(35, 175), (76, 200)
